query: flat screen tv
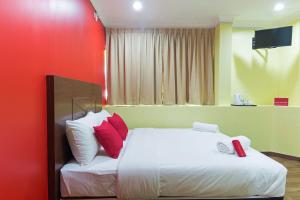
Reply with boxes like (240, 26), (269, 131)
(252, 26), (292, 49)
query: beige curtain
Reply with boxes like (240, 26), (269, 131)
(106, 28), (215, 105)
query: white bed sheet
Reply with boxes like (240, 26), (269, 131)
(61, 152), (118, 197)
(60, 131), (133, 197)
(118, 128), (287, 199)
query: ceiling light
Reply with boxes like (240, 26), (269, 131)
(133, 1), (143, 11)
(274, 3), (285, 11)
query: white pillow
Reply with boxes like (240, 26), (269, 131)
(66, 114), (99, 165)
(90, 109), (111, 124)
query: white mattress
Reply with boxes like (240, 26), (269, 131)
(61, 128), (287, 199)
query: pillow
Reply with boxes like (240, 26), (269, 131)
(108, 113), (128, 140)
(66, 114), (99, 165)
(90, 109), (111, 125)
(94, 121), (123, 159)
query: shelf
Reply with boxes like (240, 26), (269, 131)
(231, 104), (257, 107)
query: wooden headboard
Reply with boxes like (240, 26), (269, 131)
(46, 75), (102, 200)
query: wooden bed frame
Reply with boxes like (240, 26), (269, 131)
(47, 75), (102, 200)
(46, 75), (283, 200)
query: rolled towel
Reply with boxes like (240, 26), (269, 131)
(232, 136), (251, 150)
(217, 140), (235, 154)
(217, 136), (251, 154)
(192, 122), (220, 133)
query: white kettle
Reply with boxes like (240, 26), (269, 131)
(234, 93), (243, 105)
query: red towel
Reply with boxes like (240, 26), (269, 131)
(232, 140), (246, 157)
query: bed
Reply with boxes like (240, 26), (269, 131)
(47, 75), (287, 200)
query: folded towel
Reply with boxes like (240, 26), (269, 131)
(192, 122), (220, 133)
(217, 136), (251, 154)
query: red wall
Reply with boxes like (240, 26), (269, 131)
(0, 0), (105, 199)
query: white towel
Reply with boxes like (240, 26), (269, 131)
(217, 136), (251, 154)
(217, 140), (235, 154)
(192, 122), (220, 133)
(232, 136), (251, 149)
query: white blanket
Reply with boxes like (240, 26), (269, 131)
(117, 129), (160, 199)
(117, 128), (287, 199)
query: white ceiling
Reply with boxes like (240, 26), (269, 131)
(90, 0), (300, 28)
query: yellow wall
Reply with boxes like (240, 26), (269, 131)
(215, 23), (232, 105)
(232, 21), (300, 105)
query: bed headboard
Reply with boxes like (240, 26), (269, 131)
(46, 75), (102, 200)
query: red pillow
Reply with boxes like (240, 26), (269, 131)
(94, 121), (123, 159)
(108, 113), (128, 140)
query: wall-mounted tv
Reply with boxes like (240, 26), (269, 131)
(252, 26), (292, 49)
